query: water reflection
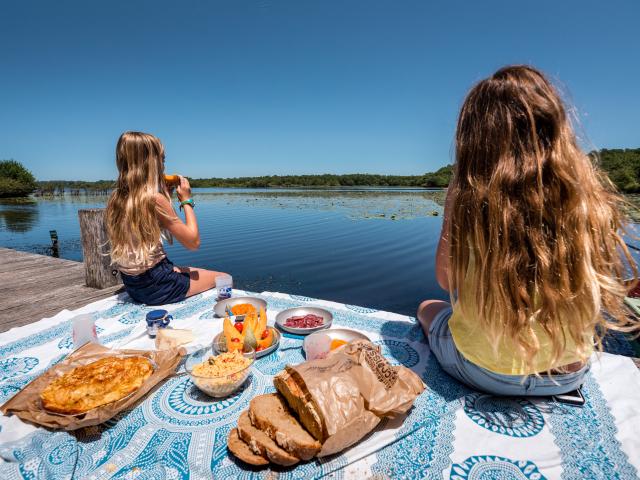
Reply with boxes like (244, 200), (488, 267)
(0, 199), (39, 233)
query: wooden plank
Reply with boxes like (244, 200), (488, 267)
(1, 283), (114, 311)
(0, 285), (123, 331)
(0, 261), (84, 278)
(0, 248), (122, 333)
(1, 284), (122, 315)
(0, 255), (81, 273)
(0, 247), (79, 264)
(0, 269), (85, 291)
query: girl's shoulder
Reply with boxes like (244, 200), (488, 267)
(154, 192), (172, 209)
(154, 193), (177, 220)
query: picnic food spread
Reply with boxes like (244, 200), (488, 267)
(4, 292), (640, 479)
(40, 356), (154, 415)
(4, 295), (426, 472)
(226, 339), (425, 466)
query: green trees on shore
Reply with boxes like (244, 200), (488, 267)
(593, 148), (640, 192)
(2, 148), (640, 196)
(35, 180), (114, 196)
(188, 168), (453, 188)
(0, 160), (37, 198)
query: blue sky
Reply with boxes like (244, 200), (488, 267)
(1, 0), (638, 181)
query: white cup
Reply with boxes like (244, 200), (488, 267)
(72, 313), (99, 348)
(216, 274), (233, 300)
(303, 333), (332, 360)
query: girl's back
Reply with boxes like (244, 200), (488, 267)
(420, 66), (639, 395)
(447, 65), (637, 375)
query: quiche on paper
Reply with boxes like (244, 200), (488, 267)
(40, 356), (154, 415)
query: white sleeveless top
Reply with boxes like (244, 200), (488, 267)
(117, 230), (171, 276)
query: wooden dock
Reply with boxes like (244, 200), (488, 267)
(0, 247), (122, 333)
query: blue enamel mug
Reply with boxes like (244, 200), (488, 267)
(146, 309), (172, 337)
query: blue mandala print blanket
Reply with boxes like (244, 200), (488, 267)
(0, 289), (639, 479)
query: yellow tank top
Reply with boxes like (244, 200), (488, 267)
(448, 255), (591, 376)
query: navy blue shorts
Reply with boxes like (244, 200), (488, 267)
(121, 258), (190, 305)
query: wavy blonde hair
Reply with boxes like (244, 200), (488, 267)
(449, 65), (638, 372)
(106, 131), (169, 268)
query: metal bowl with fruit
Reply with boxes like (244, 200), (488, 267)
(213, 296), (268, 320)
(213, 306), (280, 358)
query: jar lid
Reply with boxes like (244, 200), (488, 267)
(146, 309), (168, 321)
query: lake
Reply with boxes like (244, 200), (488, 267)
(0, 188), (448, 316)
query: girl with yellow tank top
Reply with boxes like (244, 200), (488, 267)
(417, 65), (639, 396)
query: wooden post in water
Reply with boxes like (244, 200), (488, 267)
(78, 208), (121, 289)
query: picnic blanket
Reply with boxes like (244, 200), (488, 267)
(0, 289), (639, 479)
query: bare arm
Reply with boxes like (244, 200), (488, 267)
(156, 176), (200, 250)
(435, 188), (454, 292)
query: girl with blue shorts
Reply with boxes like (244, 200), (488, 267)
(105, 131), (228, 305)
(417, 66), (639, 396)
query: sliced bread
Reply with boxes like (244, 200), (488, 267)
(249, 393), (321, 460)
(273, 367), (326, 442)
(237, 410), (300, 466)
(227, 428), (269, 466)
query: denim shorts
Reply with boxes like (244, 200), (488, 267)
(121, 258), (190, 306)
(428, 307), (589, 396)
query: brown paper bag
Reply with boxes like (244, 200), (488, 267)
(0, 343), (182, 431)
(287, 340), (425, 456)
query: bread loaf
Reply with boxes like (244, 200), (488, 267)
(228, 340), (425, 465)
(275, 340), (424, 457)
(236, 410), (300, 466)
(248, 393), (321, 460)
(273, 368), (325, 442)
(227, 428), (269, 466)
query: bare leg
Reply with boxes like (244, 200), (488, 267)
(417, 300), (451, 338)
(173, 266), (229, 297)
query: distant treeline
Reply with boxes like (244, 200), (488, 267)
(15, 148), (640, 195)
(33, 165), (453, 193)
(35, 180), (114, 196)
(189, 165), (453, 188)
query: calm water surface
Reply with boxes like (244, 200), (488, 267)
(3, 189), (639, 315)
(0, 188), (448, 316)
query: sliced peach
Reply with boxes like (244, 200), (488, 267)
(256, 327), (274, 350)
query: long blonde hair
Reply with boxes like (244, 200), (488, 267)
(450, 65), (638, 372)
(106, 131), (169, 267)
